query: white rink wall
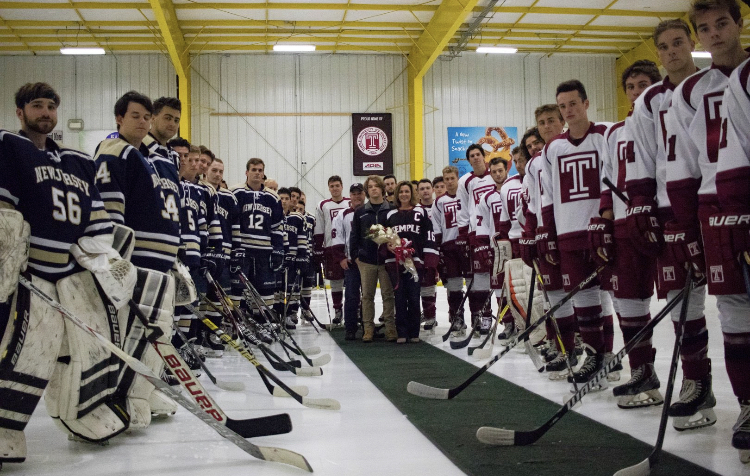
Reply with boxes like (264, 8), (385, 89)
(0, 52), (615, 207)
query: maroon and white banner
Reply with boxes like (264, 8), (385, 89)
(352, 113), (393, 176)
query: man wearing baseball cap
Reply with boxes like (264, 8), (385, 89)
(330, 183), (367, 339)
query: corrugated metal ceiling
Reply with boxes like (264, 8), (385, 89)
(0, 0), (748, 56)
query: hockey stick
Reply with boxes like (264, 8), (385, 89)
(198, 298), (323, 377)
(198, 316), (340, 410)
(407, 265), (604, 400)
(532, 259), (578, 386)
(742, 260), (750, 301)
(450, 299), (508, 350)
(470, 308), (500, 358)
(519, 267), (545, 373)
(603, 176), (630, 206)
(612, 269), (694, 476)
(439, 278), (474, 342)
(320, 262), (334, 326)
(172, 323), (245, 391)
(237, 271), (325, 361)
(475, 272), (696, 448)
(289, 269), (319, 334)
(124, 290), (295, 438)
(18, 276), (311, 472)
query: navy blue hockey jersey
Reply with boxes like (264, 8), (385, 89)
(214, 187), (239, 256)
(231, 183), (283, 254)
(0, 130), (113, 282)
(94, 137), (180, 273)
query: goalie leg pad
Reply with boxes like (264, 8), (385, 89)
(170, 259), (197, 306)
(45, 271), (128, 443)
(0, 210), (30, 303)
(505, 259), (546, 344)
(1, 276), (62, 461)
(118, 268), (176, 428)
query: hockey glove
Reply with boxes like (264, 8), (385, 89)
(664, 221), (705, 275)
(535, 226), (559, 266)
(437, 250), (448, 278)
(200, 247), (224, 277)
(284, 251), (296, 270)
(271, 250), (285, 272)
(518, 230), (537, 268)
(626, 196), (664, 257)
(588, 217), (615, 267)
(471, 234), (493, 274)
(229, 247), (246, 275)
(708, 211), (750, 264)
(456, 227), (473, 277)
(297, 252), (311, 275)
(313, 235), (325, 266)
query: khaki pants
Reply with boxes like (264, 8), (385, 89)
(357, 260), (396, 337)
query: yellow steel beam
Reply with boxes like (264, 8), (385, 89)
(149, 0), (190, 140)
(407, 0), (480, 180)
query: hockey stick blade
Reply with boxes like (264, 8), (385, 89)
(272, 385), (310, 398)
(226, 413), (293, 439)
(293, 366), (324, 377)
(614, 458), (651, 476)
(449, 321), (480, 349)
(476, 426), (516, 446)
(524, 340), (545, 372)
(310, 353), (331, 366)
(406, 381), (450, 400)
(18, 277), (312, 472)
(216, 380), (246, 392)
(472, 346), (493, 360)
(173, 325), (245, 392)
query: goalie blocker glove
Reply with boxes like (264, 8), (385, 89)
(663, 221), (705, 275)
(708, 212), (750, 263)
(587, 217), (614, 267)
(625, 196), (664, 257)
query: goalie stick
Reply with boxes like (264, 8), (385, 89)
(17, 276), (312, 472)
(407, 265), (604, 400)
(475, 272), (696, 448)
(613, 269), (695, 476)
(237, 271), (327, 366)
(198, 297), (323, 377)
(173, 323), (245, 391)
(518, 266), (545, 373)
(438, 279), (474, 342)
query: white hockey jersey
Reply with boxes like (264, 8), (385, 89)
(666, 65), (733, 225)
(522, 153), (544, 232)
(457, 167), (496, 233)
(314, 196), (350, 249)
(475, 188), (503, 240)
(498, 174), (524, 240)
(602, 119), (629, 231)
(625, 78), (680, 211)
(541, 123), (611, 251)
(717, 57), (750, 211)
(330, 206), (356, 261)
(431, 193), (461, 246)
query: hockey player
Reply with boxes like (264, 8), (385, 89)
(292, 188), (317, 322)
(314, 175), (350, 326)
(386, 182), (438, 343)
(416, 178), (438, 331)
(350, 175), (397, 342)
(473, 157), (510, 336)
(521, 107), (580, 377)
(666, 0), (748, 439)
(432, 176), (446, 200)
(330, 183), (366, 340)
(0, 83), (126, 466)
(277, 187), (309, 329)
(715, 19), (750, 460)
(592, 60), (664, 409)
(384, 174), (398, 206)
(230, 158), (284, 336)
(431, 165), (466, 334)
(457, 144), (497, 334)
(539, 80), (611, 390)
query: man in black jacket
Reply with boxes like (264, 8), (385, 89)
(349, 175), (396, 342)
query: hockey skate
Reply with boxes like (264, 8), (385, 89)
(301, 309), (314, 324)
(450, 319), (467, 338)
(479, 315), (493, 336)
(732, 399), (750, 463)
(546, 351), (578, 380)
(422, 317), (436, 331)
(668, 375), (717, 431)
(178, 343), (203, 377)
(160, 367), (180, 386)
(204, 332), (225, 358)
(568, 347), (607, 392)
(257, 324), (274, 344)
(285, 315), (297, 330)
(604, 352), (623, 382)
(332, 309), (343, 326)
(612, 363), (663, 409)
(497, 321), (517, 344)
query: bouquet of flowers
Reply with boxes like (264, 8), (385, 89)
(367, 224), (419, 281)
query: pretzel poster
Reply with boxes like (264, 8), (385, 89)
(448, 126), (518, 176)
(352, 113), (393, 176)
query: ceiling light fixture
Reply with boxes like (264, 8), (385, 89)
(60, 47), (105, 55)
(691, 51), (712, 58)
(273, 44), (316, 52)
(476, 46), (518, 54)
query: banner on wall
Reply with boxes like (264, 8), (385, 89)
(447, 126), (518, 176)
(352, 113), (393, 176)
